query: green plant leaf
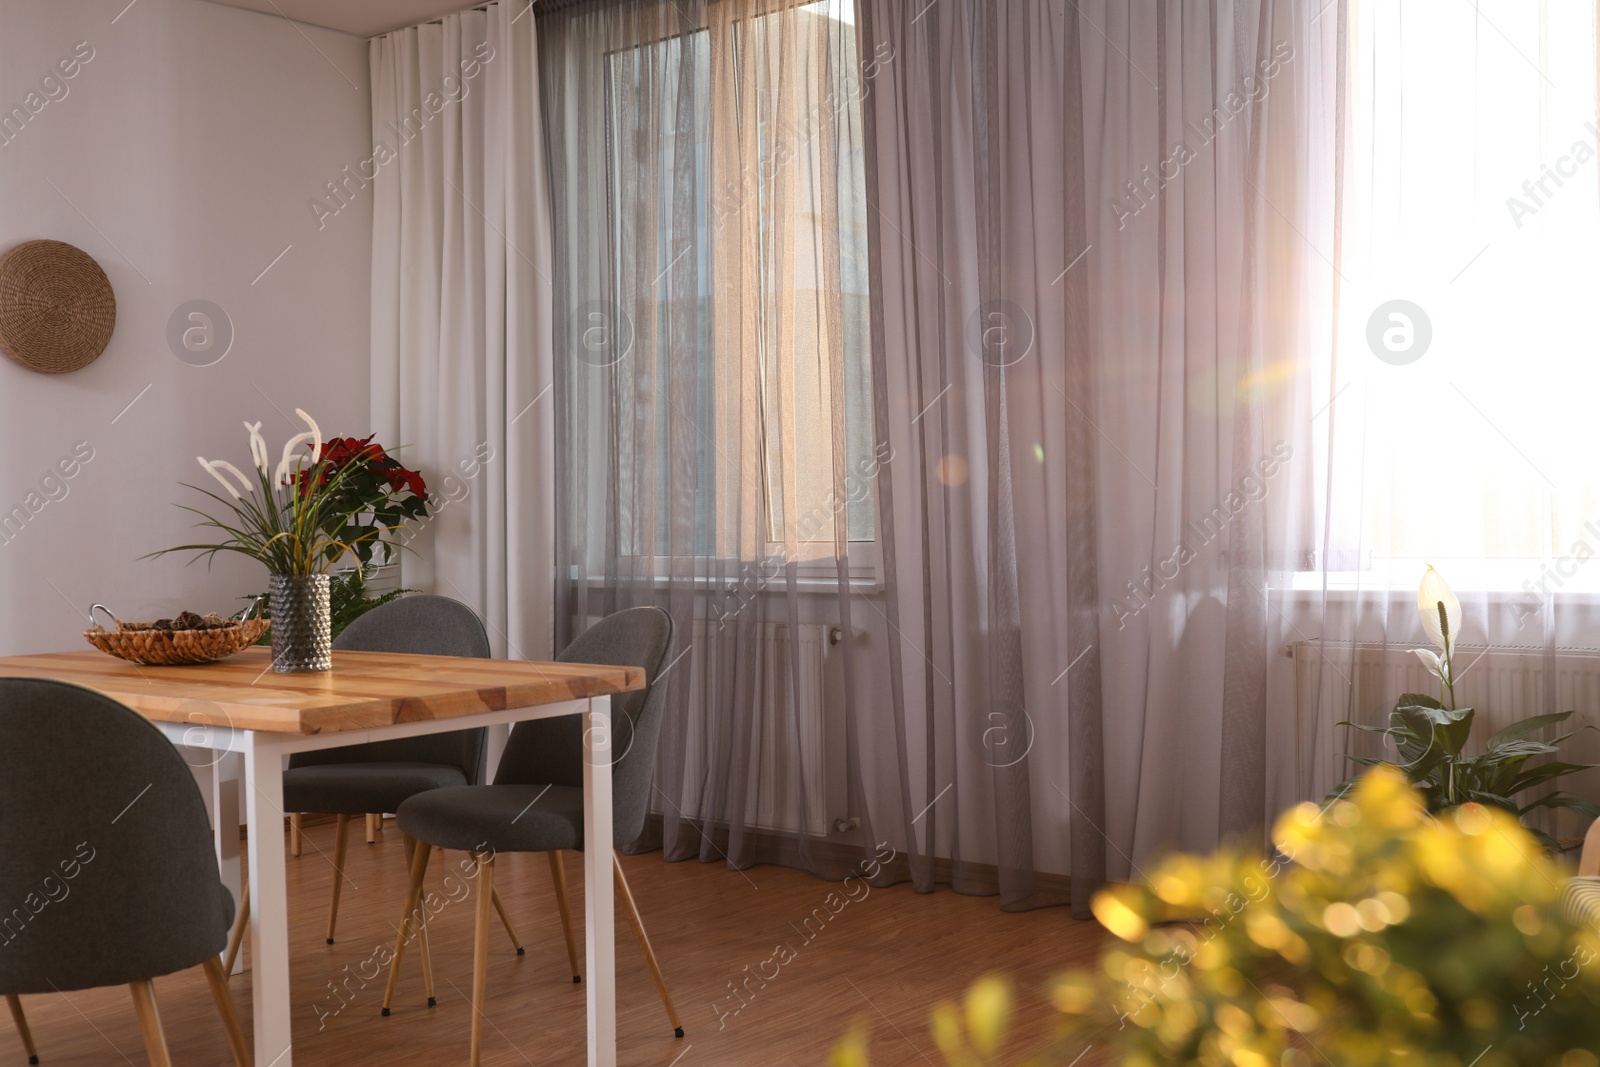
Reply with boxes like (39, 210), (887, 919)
(1507, 760), (1600, 794)
(1476, 740), (1561, 765)
(1485, 711), (1575, 750)
(1518, 791), (1600, 818)
(1394, 703), (1475, 757)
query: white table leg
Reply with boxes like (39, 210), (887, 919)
(583, 695), (616, 1067)
(484, 722), (510, 784)
(245, 735), (293, 1066)
(182, 738), (245, 975)
(215, 754), (244, 975)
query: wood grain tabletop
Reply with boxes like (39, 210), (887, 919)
(0, 647), (643, 735)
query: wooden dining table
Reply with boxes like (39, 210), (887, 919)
(0, 646), (645, 1067)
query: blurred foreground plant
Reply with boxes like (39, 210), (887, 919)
(832, 767), (1600, 1066)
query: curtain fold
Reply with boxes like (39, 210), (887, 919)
(857, 0), (1090, 912)
(369, 3), (556, 662)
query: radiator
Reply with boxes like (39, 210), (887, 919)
(1289, 641), (1600, 834)
(585, 617), (845, 837)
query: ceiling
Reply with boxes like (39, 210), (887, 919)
(200, 0), (486, 37)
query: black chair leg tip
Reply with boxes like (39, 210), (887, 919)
(29, 1058), (39, 1066)
(326, 938), (335, 945)
(675, 1027), (685, 1038)
(572, 975), (582, 983)
(427, 996), (438, 1007)
(516, 947), (525, 956)
(381, 1007), (391, 1017)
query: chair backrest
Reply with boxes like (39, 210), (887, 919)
(495, 606), (674, 847)
(0, 679), (232, 995)
(290, 594), (493, 778)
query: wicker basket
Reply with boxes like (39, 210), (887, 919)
(83, 605), (270, 666)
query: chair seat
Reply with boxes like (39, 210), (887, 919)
(396, 784), (584, 854)
(283, 762), (470, 816)
(1562, 877), (1600, 931)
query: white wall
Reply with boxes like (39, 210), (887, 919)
(0, 0), (372, 653)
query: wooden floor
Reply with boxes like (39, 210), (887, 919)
(7, 820), (1109, 1066)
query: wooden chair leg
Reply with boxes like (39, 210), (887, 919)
(490, 886), (525, 955)
(614, 853), (684, 1037)
(381, 835), (432, 1016)
(6, 995), (37, 1065)
(202, 957), (253, 1067)
(469, 853), (495, 1067)
(397, 834), (437, 1006)
(129, 979), (173, 1067)
(224, 880), (251, 978)
(547, 851), (582, 982)
(326, 813), (351, 944)
(366, 813), (381, 844)
(419, 898), (437, 1009)
(289, 813), (303, 857)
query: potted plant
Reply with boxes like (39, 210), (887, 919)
(155, 411), (428, 673)
(1330, 566), (1600, 852)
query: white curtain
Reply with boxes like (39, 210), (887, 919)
(1297, 0), (1600, 841)
(369, 2), (556, 661)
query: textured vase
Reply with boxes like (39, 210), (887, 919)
(269, 574), (331, 673)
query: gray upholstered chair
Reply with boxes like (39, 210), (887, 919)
(225, 594), (521, 984)
(0, 678), (250, 1067)
(379, 606), (682, 1065)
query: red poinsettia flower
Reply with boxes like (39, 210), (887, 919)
(295, 434), (426, 505)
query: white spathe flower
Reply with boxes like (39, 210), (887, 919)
(197, 457), (252, 500)
(1411, 647), (1448, 684)
(1417, 564), (1462, 655)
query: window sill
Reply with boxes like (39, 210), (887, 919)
(575, 570), (883, 596)
(1282, 557), (1600, 599)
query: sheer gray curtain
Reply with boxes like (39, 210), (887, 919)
(861, 0), (1329, 913)
(540, 0), (914, 882)
(857, 0), (1093, 913)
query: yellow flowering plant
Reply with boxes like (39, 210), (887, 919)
(832, 767), (1600, 1066)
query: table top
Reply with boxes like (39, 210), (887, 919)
(0, 647), (644, 735)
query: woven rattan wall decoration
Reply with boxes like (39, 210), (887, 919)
(0, 239), (116, 374)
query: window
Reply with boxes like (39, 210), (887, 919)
(1316, 1), (1600, 592)
(600, 0), (876, 570)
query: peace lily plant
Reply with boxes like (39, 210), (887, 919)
(1331, 565), (1599, 852)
